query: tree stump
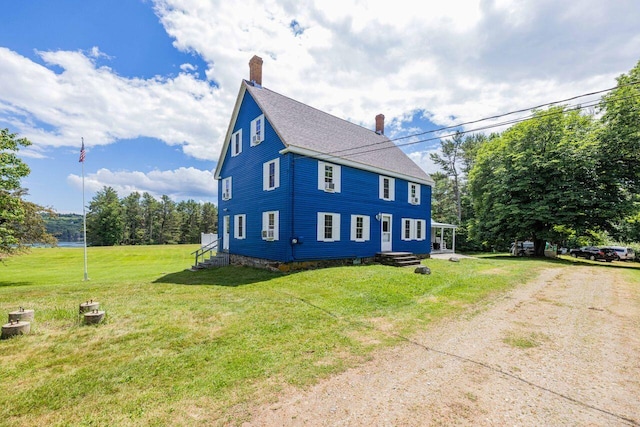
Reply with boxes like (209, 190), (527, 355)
(79, 300), (99, 314)
(1, 320), (31, 339)
(8, 307), (34, 322)
(83, 310), (105, 325)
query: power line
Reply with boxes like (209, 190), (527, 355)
(303, 82), (640, 162)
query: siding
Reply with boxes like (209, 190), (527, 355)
(218, 91), (291, 261)
(291, 156), (431, 261)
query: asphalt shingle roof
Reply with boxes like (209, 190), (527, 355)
(245, 81), (433, 185)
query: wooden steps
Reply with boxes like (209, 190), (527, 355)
(375, 252), (421, 267)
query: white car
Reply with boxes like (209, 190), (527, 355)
(609, 246), (635, 261)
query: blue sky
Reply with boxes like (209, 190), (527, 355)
(1, 0), (639, 213)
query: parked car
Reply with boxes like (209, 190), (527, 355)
(510, 241), (535, 256)
(569, 246), (617, 262)
(607, 246), (636, 261)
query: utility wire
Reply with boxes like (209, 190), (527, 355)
(303, 88), (640, 163)
(302, 80), (640, 162)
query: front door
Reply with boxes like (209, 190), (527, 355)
(223, 215), (230, 251)
(381, 214), (392, 252)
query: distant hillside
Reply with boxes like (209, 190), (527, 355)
(44, 213), (84, 242)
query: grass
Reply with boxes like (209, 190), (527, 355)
(0, 246), (562, 425)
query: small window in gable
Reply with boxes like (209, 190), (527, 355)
(250, 114), (265, 146)
(350, 215), (370, 242)
(379, 176), (395, 201)
(317, 161), (341, 193)
(263, 158), (280, 191)
(317, 212), (341, 242)
(408, 182), (421, 205)
(234, 214), (246, 239)
(222, 177), (232, 201)
(231, 129), (242, 157)
(261, 211), (279, 241)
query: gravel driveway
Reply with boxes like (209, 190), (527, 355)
(244, 265), (640, 426)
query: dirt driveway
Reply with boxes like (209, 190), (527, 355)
(244, 265), (640, 426)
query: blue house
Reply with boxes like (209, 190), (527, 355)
(214, 56), (434, 266)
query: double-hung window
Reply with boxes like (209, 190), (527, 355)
(261, 211), (279, 241)
(408, 182), (421, 205)
(350, 215), (370, 242)
(401, 218), (427, 241)
(379, 176), (395, 201)
(263, 158), (280, 191)
(318, 161), (341, 193)
(221, 177), (232, 201)
(234, 214), (246, 239)
(317, 212), (341, 242)
(231, 130), (242, 157)
(250, 114), (265, 146)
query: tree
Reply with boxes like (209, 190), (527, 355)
(468, 107), (613, 255)
(430, 132), (463, 222)
(141, 192), (160, 244)
(157, 195), (180, 244)
(177, 199), (203, 244)
(1, 129), (56, 256)
(87, 186), (123, 246)
(121, 192), (144, 245)
(200, 202), (218, 234)
(598, 59), (640, 196)
(431, 172), (458, 224)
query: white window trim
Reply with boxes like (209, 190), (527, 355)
(379, 175), (395, 201)
(401, 218), (427, 241)
(250, 114), (265, 146)
(317, 161), (341, 193)
(350, 215), (370, 242)
(261, 210), (279, 241)
(221, 177), (232, 201)
(263, 158), (280, 191)
(317, 212), (341, 242)
(233, 214), (246, 239)
(408, 182), (421, 205)
(231, 129), (242, 157)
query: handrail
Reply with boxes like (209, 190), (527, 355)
(192, 239), (219, 266)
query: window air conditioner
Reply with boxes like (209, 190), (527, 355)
(252, 135), (261, 144)
(411, 197), (419, 204)
(325, 182), (335, 192)
(223, 191), (230, 200)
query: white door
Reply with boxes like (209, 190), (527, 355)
(381, 214), (392, 252)
(223, 215), (230, 251)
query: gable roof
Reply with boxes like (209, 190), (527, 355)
(216, 81), (433, 186)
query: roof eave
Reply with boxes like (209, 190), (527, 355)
(280, 146), (434, 187)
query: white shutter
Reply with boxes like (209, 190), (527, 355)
(262, 212), (268, 239)
(317, 212), (325, 241)
(263, 162), (269, 191)
(350, 215), (358, 241)
(273, 211), (279, 241)
(274, 158), (280, 189)
(333, 213), (341, 241)
(333, 165), (341, 193)
(388, 178), (395, 201)
(363, 215), (370, 241)
(379, 176), (385, 199)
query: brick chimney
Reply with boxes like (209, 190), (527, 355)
(249, 55), (263, 86)
(375, 114), (385, 135)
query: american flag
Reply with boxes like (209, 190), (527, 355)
(79, 138), (86, 163)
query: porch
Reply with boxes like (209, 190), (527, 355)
(431, 220), (458, 254)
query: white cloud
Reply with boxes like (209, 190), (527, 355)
(2, 0), (640, 172)
(67, 167), (217, 200)
(0, 47), (226, 161)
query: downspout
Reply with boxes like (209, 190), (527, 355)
(289, 153), (296, 262)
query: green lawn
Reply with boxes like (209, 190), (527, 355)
(0, 246), (568, 425)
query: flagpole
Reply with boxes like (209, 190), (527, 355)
(81, 137), (89, 281)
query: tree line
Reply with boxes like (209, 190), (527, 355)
(430, 59), (640, 256)
(86, 187), (218, 246)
